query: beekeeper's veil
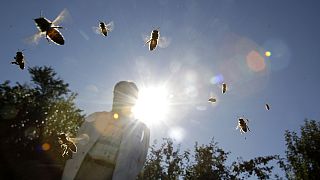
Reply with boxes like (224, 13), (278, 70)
(112, 81), (138, 114)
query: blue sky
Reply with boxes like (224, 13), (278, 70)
(1, 0), (320, 176)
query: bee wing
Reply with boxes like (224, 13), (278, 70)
(105, 21), (114, 32)
(142, 34), (151, 45)
(68, 142), (77, 152)
(158, 36), (171, 48)
(92, 26), (102, 35)
(53, 8), (70, 26)
(24, 32), (45, 45)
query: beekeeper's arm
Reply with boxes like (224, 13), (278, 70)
(112, 122), (150, 180)
(137, 124), (150, 170)
(62, 112), (102, 180)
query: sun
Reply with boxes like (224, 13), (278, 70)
(132, 86), (170, 127)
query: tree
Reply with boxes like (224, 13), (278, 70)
(0, 66), (84, 179)
(185, 139), (233, 179)
(138, 138), (281, 180)
(138, 138), (188, 180)
(280, 119), (320, 180)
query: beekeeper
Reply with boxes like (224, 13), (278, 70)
(62, 81), (150, 180)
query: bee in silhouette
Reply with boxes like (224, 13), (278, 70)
(58, 133), (77, 158)
(11, 50), (25, 70)
(265, 103), (270, 110)
(146, 29), (160, 51)
(93, 21), (114, 36)
(29, 9), (69, 45)
(144, 28), (170, 51)
(208, 97), (216, 103)
(236, 117), (250, 134)
(222, 83), (227, 94)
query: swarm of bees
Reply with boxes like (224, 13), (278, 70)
(207, 79), (273, 139)
(58, 133), (77, 158)
(9, 8), (274, 143)
(11, 50), (25, 70)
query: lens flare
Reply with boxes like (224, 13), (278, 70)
(246, 50), (266, 72)
(113, 113), (119, 119)
(263, 39), (291, 71)
(169, 127), (185, 142)
(265, 51), (271, 57)
(210, 74), (224, 85)
(132, 86), (170, 127)
(42, 143), (50, 151)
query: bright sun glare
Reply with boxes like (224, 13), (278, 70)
(132, 86), (170, 127)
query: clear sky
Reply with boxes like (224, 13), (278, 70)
(1, 0), (320, 175)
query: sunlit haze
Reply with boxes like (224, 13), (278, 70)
(132, 85), (170, 127)
(1, 1), (320, 178)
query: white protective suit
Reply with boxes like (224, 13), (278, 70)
(62, 111), (150, 180)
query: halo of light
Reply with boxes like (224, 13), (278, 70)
(168, 127), (185, 142)
(210, 74), (224, 85)
(113, 113), (119, 119)
(42, 143), (50, 151)
(246, 50), (266, 72)
(185, 70), (198, 83)
(132, 86), (170, 127)
(263, 39), (291, 71)
(185, 86), (198, 98)
(265, 51), (271, 57)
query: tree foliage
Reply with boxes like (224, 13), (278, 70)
(280, 120), (320, 180)
(0, 66), (84, 178)
(138, 138), (281, 180)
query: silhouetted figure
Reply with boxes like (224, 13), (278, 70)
(62, 81), (150, 180)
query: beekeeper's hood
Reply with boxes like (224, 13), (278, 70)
(112, 81), (138, 114)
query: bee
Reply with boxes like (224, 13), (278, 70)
(29, 9), (69, 45)
(144, 28), (171, 51)
(58, 133), (77, 158)
(11, 50), (25, 70)
(93, 21), (114, 36)
(222, 83), (227, 94)
(265, 103), (270, 110)
(145, 29), (160, 51)
(208, 97), (216, 103)
(236, 117), (250, 134)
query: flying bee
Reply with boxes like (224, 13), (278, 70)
(222, 83), (227, 94)
(146, 29), (160, 51)
(93, 21), (114, 36)
(11, 50), (25, 70)
(236, 117), (250, 134)
(208, 97), (216, 103)
(58, 133), (77, 158)
(144, 28), (171, 51)
(265, 103), (270, 110)
(28, 9), (69, 45)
